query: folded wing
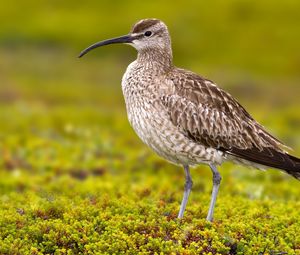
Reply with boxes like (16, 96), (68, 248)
(161, 68), (300, 178)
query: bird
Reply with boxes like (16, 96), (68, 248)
(79, 18), (300, 222)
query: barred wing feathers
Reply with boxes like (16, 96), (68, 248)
(161, 68), (300, 179)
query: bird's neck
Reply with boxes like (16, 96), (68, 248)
(137, 47), (173, 72)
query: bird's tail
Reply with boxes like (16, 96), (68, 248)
(226, 147), (300, 180)
(284, 154), (300, 180)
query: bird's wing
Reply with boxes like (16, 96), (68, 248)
(160, 68), (300, 175)
(161, 68), (286, 153)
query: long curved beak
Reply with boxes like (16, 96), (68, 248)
(78, 34), (134, 58)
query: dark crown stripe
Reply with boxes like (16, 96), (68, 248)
(132, 19), (160, 33)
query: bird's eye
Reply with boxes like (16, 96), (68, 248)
(144, 31), (152, 37)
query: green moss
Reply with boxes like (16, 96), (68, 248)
(0, 164), (300, 254)
(0, 81), (299, 255)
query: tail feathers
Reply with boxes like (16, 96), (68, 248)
(285, 154), (300, 180)
(225, 146), (300, 180)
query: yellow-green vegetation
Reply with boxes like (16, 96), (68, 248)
(1, 1), (300, 254)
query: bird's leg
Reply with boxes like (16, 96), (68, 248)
(206, 164), (222, 222)
(178, 165), (193, 219)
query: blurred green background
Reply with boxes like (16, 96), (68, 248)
(0, 0), (300, 254)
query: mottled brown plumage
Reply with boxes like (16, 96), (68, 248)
(79, 18), (300, 221)
(161, 69), (300, 178)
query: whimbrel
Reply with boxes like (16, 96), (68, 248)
(79, 18), (300, 221)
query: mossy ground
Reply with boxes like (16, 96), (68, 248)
(1, 1), (300, 254)
(1, 79), (299, 254)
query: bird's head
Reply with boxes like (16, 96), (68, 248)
(129, 18), (171, 52)
(79, 18), (172, 58)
